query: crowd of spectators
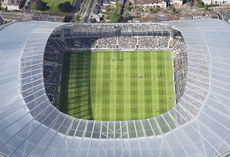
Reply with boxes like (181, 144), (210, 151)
(169, 38), (185, 51)
(64, 35), (172, 50)
(75, 38), (97, 49)
(97, 36), (117, 49)
(158, 37), (169, 48)
(43, 65), (57, 104)
(48, 39), (65, 50)
(138, 36), (169, 49)
(43, 34), (187, 107)
(119, 36), (137, 49)
(169, 37), (187, 103)
(43, 39), (64, 106)
(44, 48), (59, 62)
(138, 36), (158, 49)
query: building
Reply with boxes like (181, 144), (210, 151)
(91, 13), (101, 22)
(171, 0), (183, 5)
(133, 0), (167, 8)
(220, 10), (230, 22)
(202, 0), (230, 4)
(1, 0), (22, 11)
(102, 0), (111, 5)
(0, 19), (230, 157)
(100, 5), (109, 12)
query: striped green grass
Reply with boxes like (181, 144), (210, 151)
(59, 50), (175, 121)
(34, 0), (74, 14)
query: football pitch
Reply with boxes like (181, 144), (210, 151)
(59, 50), (175, 121)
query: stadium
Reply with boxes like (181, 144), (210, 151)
(0, 19), (229, 157)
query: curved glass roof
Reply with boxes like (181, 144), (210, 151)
(0, 19), (229, 157)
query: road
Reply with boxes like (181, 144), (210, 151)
(72, 0), (83, 13)
(82, 0), (97, 22)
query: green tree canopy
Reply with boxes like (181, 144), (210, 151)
(58, 2), (73, 13)
(109, 12), (121, 23)
(109, 2), (122, 23)
(171, 6), (176, 13)
(34, 0), (50, 11)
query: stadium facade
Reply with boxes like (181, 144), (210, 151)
(0, 19), (229, 157)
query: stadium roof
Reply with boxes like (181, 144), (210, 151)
(0, 19), (229, 157)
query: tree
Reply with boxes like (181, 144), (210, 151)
(121, 11), (131, 22)
(204, 4), (208, 10)
(156, 6), (161, 11)
(109, 12), (121, 23)
(109, 2), (122, 23)
(126, 2), (133, 11)
(171, 6), (176, 14)
(58, 2), (73, 13)
(122, 11), (130, 18)
(74, 14), (81, 22)
(90, 18), (96, 23)
(64, 15), (73, 22)
(182, 0), (187, 5)
(196, 0), (204, 7)
(34, 0), (50, 11)
(149, 7), (154, 12)
(115, 2), (121, 8)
